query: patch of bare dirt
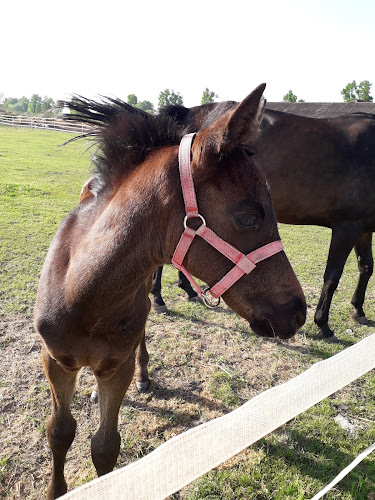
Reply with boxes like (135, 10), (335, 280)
(0, 305), (313, 499)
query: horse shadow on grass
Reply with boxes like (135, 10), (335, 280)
(253, 429), (374, 496)
(120, 381), (233, 440)
(123, 380), (230, 415)
(166, 303), (235, 321)
(363, 319), (375, 329)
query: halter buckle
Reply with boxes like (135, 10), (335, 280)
(202, 287), (221, 309)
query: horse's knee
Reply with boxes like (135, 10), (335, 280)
(358, 257), (373, 277)
(322, 271), (341, 290)
(91, 429), (121, 476)
(47, 414), (76, 454)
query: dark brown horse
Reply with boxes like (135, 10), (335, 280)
(34, 85), (306, 498)
(154, 102), (375, 341)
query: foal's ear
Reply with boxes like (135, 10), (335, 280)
(219, 83), (266, 153)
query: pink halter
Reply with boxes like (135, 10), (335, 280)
(172, 133), (284, 308)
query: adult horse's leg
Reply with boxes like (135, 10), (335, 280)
(177, 271), (200, 301)
(150, 266), (169, 314)
(351, 232), (373, 324)
(42, 346), (78, 499)
(91, 354), (136, 476)
(135, 330), (150, 393)
(314, 223), (363, 341)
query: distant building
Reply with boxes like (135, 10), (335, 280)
(266, 101), (375, 118)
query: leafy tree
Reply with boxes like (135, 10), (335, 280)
(341, 80), (373, 102)
(283, 90), (296, 102)
(0, 92), (4, 104)
(42, 96), (54, 112)
(5, 97), (18, 106)
(136, 100), (155, 114)
(28, 94), (43, 114)
(2, 94), (54, 114)
(201, 88), (218, 104)
(357, 80), (373, 102)
(283, 90), (304, 103)
(341, 81), (358, 102)
(127, 94), (138, 106)
(126, 94), (154, 113)
(158, 89), (183, 109)
(4, 97), (28, 114)
(13, 97), (30, 113)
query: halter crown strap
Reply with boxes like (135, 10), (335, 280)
(172, 133), (283, 308)
(178, 133), (199, 218)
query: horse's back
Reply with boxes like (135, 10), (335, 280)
(259, 110), (375, 228)
(331, 113), (375, 164)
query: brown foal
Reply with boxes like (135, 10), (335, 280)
(34, 84), (306, 498)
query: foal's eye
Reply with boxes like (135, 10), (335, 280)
(243, 146), (256, 157)
(236, 214), (259, 229)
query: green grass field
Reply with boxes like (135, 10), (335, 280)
(0, 126), (374, 499)
(0, 126), (90, 316)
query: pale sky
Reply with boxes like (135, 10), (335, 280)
(2, 0), (374, 107)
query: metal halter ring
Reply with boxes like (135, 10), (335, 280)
(183, 213), (206, 229)
(202, 287), (221, 309)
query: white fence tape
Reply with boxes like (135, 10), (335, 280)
(311, 441), (375, 500)
(62, 335), (375, 500)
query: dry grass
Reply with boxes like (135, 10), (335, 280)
(0, 297), (314, 499)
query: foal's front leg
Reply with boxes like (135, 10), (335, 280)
(42, 346), (79, 500)
(91, 353), (136, 476)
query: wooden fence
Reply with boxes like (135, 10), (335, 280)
(0, 114), (92, 134)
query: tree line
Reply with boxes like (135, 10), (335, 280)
(125, 88), (218, 113)
(0, 88), (218, 116)
(0, 94), (55, 115)
(0, 82), (372, 116)
(283, 80), (373, 103)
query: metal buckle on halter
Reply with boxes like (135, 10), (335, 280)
(183, 213), (206, 229)
(202, 287), (221, 309)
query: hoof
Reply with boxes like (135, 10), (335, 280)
(152, 304), (170, 315)
(350, 311), (369, 325)
(136, 381), (150, 393)
(90, 390), (98, 404)
(47, 480), (67, 500)
(188, 295), (203, 304)
(317, 333), (339, 343)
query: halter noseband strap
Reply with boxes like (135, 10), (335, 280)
(172, 133), (284, 308)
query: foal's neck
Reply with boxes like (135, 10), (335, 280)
(69, 148), (183, 314)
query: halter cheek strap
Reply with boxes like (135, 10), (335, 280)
(172, 133), (284, 308)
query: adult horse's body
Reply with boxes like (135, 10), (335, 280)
(155, 102), (375, 341)
(34, 85), (306, 498)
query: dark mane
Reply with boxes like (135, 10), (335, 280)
(159, 101), (239, 134)
(200, 101), (237, 129)
(158, 104), (191, 123)
(60, 96), (185, 193)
